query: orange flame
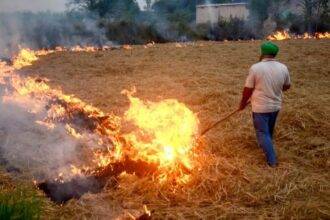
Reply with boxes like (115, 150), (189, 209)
(315, 32), (330, 39)
(267, 30), (291, 41)
(1, 49), (122, 176)
(267, 31), (330, 41)
(1, 48), (200, 183)
(143, 205), (151, 216)
(122, 89), (199, 180)
(13, 49), (39, 69)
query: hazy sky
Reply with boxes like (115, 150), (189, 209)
(0, 0), (147, 12)
(0, 0), (67, 12)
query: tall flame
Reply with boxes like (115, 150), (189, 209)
(122, 89), (199, 179)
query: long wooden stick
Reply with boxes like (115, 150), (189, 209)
(201, 101), (251, 136)
(200, 109), (240, 136)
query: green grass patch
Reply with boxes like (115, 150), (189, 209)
(0, 187), (43, 220)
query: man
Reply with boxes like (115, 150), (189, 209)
(239, 42), (291, 167)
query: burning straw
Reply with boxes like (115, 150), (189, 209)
(2, 40), (329, 218)
(0, 48), (201, 204)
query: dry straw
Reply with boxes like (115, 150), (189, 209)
(3, 39), (330, 219)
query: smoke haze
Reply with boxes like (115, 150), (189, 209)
(0, 83), (79, 180)
(0, 0), (67, 12)
(0, 11), (111, 58)
(0, 64), (109, 181)
(0, 0), (148, 12)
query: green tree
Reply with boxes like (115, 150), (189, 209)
(70, 0), (140, 20)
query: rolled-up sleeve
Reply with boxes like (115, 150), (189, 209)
(245, 67), (255, 88)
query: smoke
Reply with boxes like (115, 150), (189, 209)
(0, 0), (193, 55)
(0, 63), (109, 181)
(0, 83), (82, 181)
(204, 0), (218, 25)
(0, 11), (111, 59)
(0, 0), (66, 13)
(0, 102), (77, 176)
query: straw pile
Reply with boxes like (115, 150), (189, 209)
(7, 39), (330, 218)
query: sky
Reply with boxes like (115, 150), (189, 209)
(0, 0), (147, 12)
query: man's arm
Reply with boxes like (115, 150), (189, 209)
(283, 67), (291, 92)
(239, 87), (253, 110)
(240, 66), (255, 110)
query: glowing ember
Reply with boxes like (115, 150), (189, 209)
(143, 205), (151, 216)
(123, 45), (133, 50)
(122, 89), (199, 180)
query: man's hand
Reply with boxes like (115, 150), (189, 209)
(239, 87), (254, 111)
(239, 101), (248, 111)
(283, 84), (291, 92)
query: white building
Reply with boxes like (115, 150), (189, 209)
(196, 2), (249, 24)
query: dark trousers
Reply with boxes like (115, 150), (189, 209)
(252, 111), (279, 166)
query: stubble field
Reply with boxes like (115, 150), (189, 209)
(2, 39), (330, 219)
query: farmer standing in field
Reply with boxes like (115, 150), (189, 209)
(239, 42), (291, 167)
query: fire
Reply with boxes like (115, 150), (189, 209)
(65, 124), (83, 139)
(175, 43), (183, 48)
(71, 45), (99, 52)
(123, 45), (133, 50)
(1, 50), (122, 174)
(144, 41), (155, 48)
(143, 205), (151, 216)
(122, 89), (199, 179)
(315, 32), (330, 39)
(267, 30), (291, 41)
(13, 48), (39, 69)
(1, 48), (200, 184)
(267, 31), (330, 41)
(9, 45), (133, 70)
(303, 32), (313, 39)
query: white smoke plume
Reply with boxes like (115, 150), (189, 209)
(0, 62), (113, 181)
(0, 73), (82, 180)
(0, 0), (66, 13)
(0, 98), (79, 178)
(0, 0), (111, 59)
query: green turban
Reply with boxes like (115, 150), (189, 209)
(261, 42), (279, 56)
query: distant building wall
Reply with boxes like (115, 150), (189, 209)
(196, 3), (249, 24)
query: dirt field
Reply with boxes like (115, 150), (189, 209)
(5, 39), (330, 218)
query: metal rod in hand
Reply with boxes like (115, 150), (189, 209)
(201, 109), (240, 136)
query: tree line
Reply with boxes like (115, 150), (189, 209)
(68, 0), (329, 43)
(0, 0), (329, 57)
